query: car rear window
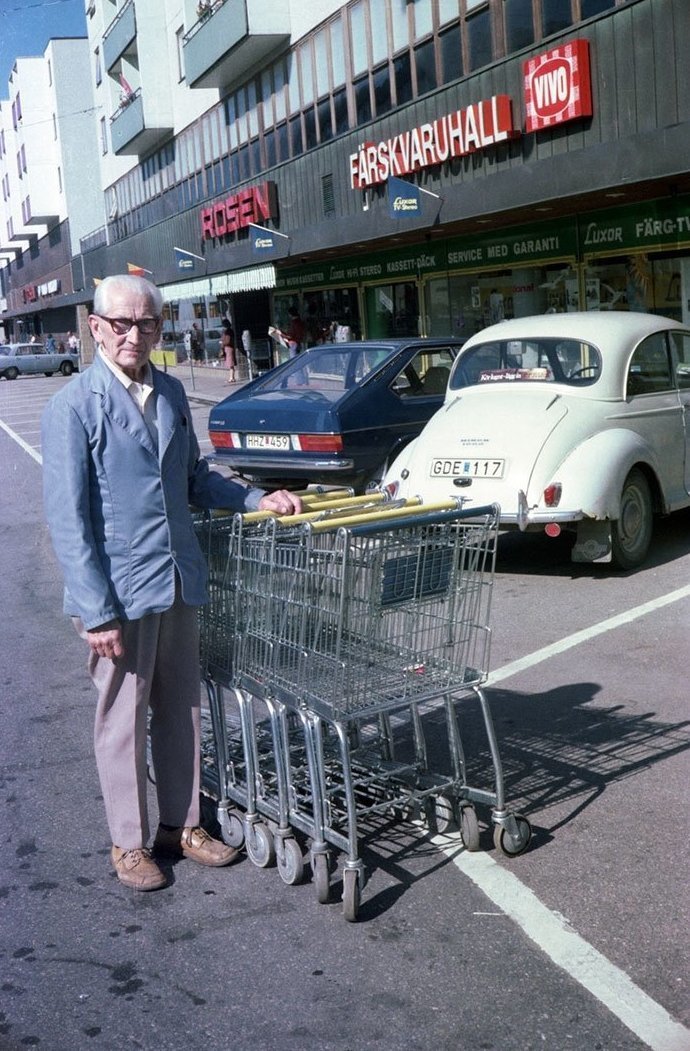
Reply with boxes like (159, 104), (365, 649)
(257, 347), (391, 394)
(450, 338), (602, 389)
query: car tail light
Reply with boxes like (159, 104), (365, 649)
(295, 434), (344, 453)
(209, 430), (237, 449)
(543, 483), (562, 507)
(383, 481), (399, 499)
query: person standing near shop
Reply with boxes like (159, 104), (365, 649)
(221, 319), (236, 383)
(283, 306), (306, 358)
(41, 273), (302, 892)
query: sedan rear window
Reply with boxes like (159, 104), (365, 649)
(450, 338), (602, 389)
(256, 347), (391, 394)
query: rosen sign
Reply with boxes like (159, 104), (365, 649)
(200, 181), (277, 240)
(523, 39), (592, 133)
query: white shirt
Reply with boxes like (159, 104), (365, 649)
(99, 349), (158, 443)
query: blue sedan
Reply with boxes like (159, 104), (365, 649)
(208, 338), (463, 490)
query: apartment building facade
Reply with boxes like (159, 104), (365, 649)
(1, 0), (688, 354)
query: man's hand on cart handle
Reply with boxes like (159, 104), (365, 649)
(258, 490), (303, 516)
(86, 620), (124, 660)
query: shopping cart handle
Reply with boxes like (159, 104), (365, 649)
(347, 502), (500, 535)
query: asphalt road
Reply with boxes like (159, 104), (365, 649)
(1, 374), (688, 1051)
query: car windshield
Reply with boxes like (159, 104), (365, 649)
(0, 346), (9, 356)
(450, 338), (602, 389)
(253, 346), (393, 396)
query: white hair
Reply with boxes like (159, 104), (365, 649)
(93, 274), (163, 315)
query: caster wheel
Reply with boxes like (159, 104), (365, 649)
(245, 821), (275, 867)
(218, 807), (245, 849)
(493, 815), (532, 857)
(311, 852), (330, 904)
(277, 836), (305, 886)
(342, 868), (361, 923)
(458, 804), (480, 851)
(430, 794), (456, 834)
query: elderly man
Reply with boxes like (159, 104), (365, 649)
(41, 274), (301, 891)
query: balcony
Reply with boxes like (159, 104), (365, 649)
(103, 0), (137, 72)
(110, 90), (172, 156)
(183, 0), (290, 90)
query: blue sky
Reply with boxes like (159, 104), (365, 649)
(0, 0), (87, 90)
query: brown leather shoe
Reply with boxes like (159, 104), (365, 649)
(111, 846), (167, 891)
(154, 825), (239, 867)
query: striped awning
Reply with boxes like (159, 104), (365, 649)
(161, 264), (276, 301)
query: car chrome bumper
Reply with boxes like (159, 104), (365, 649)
(513, 490), (584, 531)
(208, 452), (355, 473)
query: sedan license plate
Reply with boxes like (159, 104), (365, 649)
(245, 433), (290, 450)
(430, 457), (505, 479)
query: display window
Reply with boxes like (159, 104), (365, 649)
(584, 253), (686, 321)
(364, 281), (419, 338)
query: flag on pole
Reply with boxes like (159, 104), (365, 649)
(174, 246), (205, 271)
(119, 73), (134, 97)
(127, 262), (152, 276)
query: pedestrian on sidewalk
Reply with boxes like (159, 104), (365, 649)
(41, 274), (302, 892)
(221, 319), (236, 383)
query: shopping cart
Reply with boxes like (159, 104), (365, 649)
(197, 493), (531, 920)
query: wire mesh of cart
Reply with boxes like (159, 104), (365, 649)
(217, 497), (532, 919)
(191, 492), (401, 880)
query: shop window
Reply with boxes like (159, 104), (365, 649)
(440, 25), (462, 84)
(541, 0), (573, 36)
(671, 333), (690, 389)
(373, 65), (392, 116)
(304, 106), (317, 150)
(365, 282), (420, 339)
(467, 8), (493, 72)
(504, 0), (535, 51)
(415, 39), (437, 96)
(354, 75), (372, 125)
(394, 52), (413, 106)
(581, 0), (616, 17)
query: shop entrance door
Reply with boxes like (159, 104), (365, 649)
(364, 281), (420, 339)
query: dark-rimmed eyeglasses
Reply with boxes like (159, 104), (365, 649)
(95, 315), (161, 335)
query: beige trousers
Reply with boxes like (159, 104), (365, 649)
(76, 589), (201, 849)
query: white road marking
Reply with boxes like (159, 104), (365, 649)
(433, 841), (690, 1051)
(487, 584), (690, 685)
(3, 405), (689, 1048)
(0, 417), (42, 464)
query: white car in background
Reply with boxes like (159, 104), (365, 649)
(382, 312), (690, 569)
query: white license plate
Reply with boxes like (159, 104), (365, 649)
(430, 457), (505, 478)
(245, 433), (290, 450)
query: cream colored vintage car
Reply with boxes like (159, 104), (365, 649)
(382, 312), (690, 568)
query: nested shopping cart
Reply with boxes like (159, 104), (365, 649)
(196, 493), (531, 920)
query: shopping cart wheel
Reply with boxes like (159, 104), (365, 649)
(342, 868), (361, 923)
(311, 852), (331, 904)
(276, 836), (304, 886)
(493, 815), (532, 857)
(218, 806), (245, 850)
(245, 820), (276, 868)
(425, 794), (456, 834)
(458, 804), (480, 851)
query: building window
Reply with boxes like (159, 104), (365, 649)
(467, 7), (493, 72)
(541, 0), (573, 35)
(440, 24), (462, 84)
(504, 0), (535, 51)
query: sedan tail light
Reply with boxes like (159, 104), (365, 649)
(295, 434), (344, 453)
(209, 430), (238, 449)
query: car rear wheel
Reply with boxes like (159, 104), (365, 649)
(60, 361), (74, 376)
(611, 468), (653, 569)
(5, 367), (19, 380)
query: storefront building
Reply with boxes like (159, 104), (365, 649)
(3, 0), (688, 359)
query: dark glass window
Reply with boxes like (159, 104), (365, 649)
(317, 97), (333, 142)
(541, 0), (573, 35)
(276, 122), (289, 160)
(415, 39), (437, 95)
(373, 65), (392, 116)
(440, 25), (462, 83)
(581, 0), (615, 16)
(237, 143), (250, 180)
(467, 9), (492, 71)
(304, 106), (317, 149)
(289, 115), (303, 157)
(264, 129), (276, 168)
(354, 75), (372, 124)
(333, 87), (348, 135)
(504, 0), (534, 51)
(249, 138), (261, 174)
(394, 52), (413, 105)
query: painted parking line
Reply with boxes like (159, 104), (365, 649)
(0, 417), (42, 465)
(433, 840), (690, 1051)
(436, 584), (690, 1051)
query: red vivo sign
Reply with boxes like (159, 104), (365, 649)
(523, 39), (592, 133)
